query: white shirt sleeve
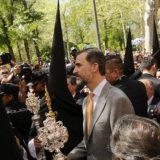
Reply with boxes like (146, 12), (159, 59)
(23, 148), (28, 160)
(28, 138), (37, 159)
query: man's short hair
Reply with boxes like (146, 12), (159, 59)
(78, 48), (106, 75)
(31, 71), (48, 86)
(140, 56), (157, 70)
(111, 115), (160, 160)
(0, 83), (19, 100)
(67, 75), (77, 86)
(105, 55), (123, 71)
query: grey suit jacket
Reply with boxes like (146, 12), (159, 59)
(68, 82), (134, 160)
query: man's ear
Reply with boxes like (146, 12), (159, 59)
(91, 63), (99, 72)
(113, 68), (119, 74)
(9, 95), (14, 100)
(153, 64), (158, 70)
(151, 64), (157, 73)
(113, 68), (120, 76)
(112, 68), (121, 80)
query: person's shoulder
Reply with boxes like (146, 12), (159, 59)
(139, 74), (160, 83)
(138, 73), (153, 79)
(105, 83), (127, 98)
(110, 85), (126, 96)
(129, 78), (146, 87)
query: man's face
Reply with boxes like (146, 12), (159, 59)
(150, 64), (158, 77)
(1, 94), (12, 106)
(73, 52), (93, 85)
(105, 66), (120, 84)
(105, 68), (116, 84)
(0, 68), (9, 79)
(67, 79), (77, 95)
(33, 82), (45, 94)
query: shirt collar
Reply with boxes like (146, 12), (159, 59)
(93, 79), (107, 97)
(142, 70), (152, 75)
(148, 96), (153, 105)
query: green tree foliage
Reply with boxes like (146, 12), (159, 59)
(61, 0), (144, 51)
(12, 0), (44, 63)
(0, 0), (145, 63)
(0, 0), (44, 63)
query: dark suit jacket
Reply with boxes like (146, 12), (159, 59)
(0, 101), (23, 160)
(6, 101), (32, 143)
(150, 96), (160, 105)
(138, 73), (160, 97)
(74, 92), (86, 107)
(113, 76), (148, 117)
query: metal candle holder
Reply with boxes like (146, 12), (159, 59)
(26, 89), (46, 160)
(38, 86), (68, 160)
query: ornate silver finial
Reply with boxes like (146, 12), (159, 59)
(38, 86), (69, 160)
(26, 89), (40, 115)
(38, 116), (68, 152)
(26, 88), (46, 160)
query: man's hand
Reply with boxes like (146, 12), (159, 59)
(34, 136), (42, 149)
(34, 136), (43, 155)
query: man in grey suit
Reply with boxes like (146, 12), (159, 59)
(67, 48), (134, 160)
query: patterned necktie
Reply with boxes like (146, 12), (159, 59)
(86, 92), (94, 135)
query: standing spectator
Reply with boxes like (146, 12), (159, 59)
(138, 56), (160, 97)
(139, 79), (160, 122)
(68, 48), (134, 160)
(105, 55), (148, 117)
(0, 83), (32, 159)
(67, 75), (86, 106)
(28, 71), (51, 160)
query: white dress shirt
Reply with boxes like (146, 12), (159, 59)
(92, 79), (107, 111)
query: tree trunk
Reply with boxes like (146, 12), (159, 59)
(0, 16), (15, 61)
(139, 9), (144, 35)
(118, 0), (126, 47)
(16, 42), (22, 62)
(144, 0), (160, 52)
(92, 0), (101, 50)
(120, 11), (126, 48)
(6, 42), (15, 61)
(119, 37), (123, 50)
(33, 40), (41, 62)
(103, 20), (108, 49)
(22, 0), (31, 64)
(23, 39), (31, 64)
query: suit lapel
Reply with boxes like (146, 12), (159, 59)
(82, 98), (88, 142)
(87, 83), (112, 138)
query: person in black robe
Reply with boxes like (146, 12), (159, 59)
(105, 56), (148, 117)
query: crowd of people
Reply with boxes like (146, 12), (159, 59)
(0, 47), (160, 160)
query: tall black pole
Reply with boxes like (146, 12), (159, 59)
(92, 0), (101, 50)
